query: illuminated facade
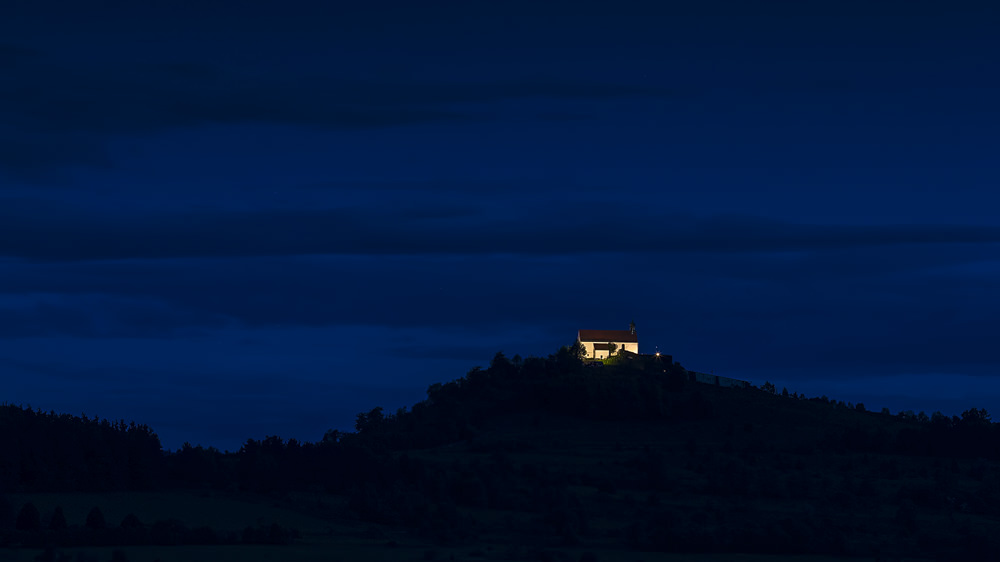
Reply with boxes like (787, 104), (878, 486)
(577, 322), (639, 359)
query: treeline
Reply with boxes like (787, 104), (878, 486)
(753, 389), (1000, 459)
(829, 406), (1000, 459)
(352, 348), (699, 449)
(6, 348), (1000, 496)
(0, 500), (296, 549)
(0, 405), (162, 492)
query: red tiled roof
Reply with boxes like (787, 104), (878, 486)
(578, 329), (637, 343)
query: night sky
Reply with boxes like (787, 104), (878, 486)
(2, 1), (999, 451)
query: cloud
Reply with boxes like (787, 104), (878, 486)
(0, 254), (589, 332)
(1, 63), (472, 135)
(0, 136), (112, 182)
(0, 293), (230, 338)
(19, 70), (665, 133)
(0, 41), (673, 180)
(0, 355), (138, 384)
(1, 243), (997, 341)
(2, 198), (1000, 261)
(0, 42), (40, 64)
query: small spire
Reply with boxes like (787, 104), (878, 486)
(629, 320), (636, 335)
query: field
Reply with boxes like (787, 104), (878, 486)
(1, 488), (879, 561)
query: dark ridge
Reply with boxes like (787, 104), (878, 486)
(2, 345), (999, 559)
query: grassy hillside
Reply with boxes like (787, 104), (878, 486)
(3, 348), (1000, 561)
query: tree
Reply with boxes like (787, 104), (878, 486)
(961, 408), (991, 426)
(356, 407), (386, 433)
(15, 502), (40, 531)
(607, 343), (618, 356)
(761, 381), (776, 395)
(489, 351), (518, 379)
(48, 506), (67, 531)
(120, 513), (143, 529)
(569, 341), (587, 361)
(554, 344), (585, 371)
(490, 351), (510, 370)
(85, 506), (106, 530)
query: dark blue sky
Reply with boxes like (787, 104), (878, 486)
(2, 1), (999, 450)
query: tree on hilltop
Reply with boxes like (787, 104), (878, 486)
(960, 408), (991, 426)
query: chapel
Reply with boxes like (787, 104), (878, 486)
(577, 321), (639, 359)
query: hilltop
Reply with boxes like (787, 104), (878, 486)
(3, 347), (1000, 561)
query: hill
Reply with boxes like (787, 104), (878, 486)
(3, 347), (1000, 561)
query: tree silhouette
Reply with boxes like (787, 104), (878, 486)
(356, 407), (386, 433)
(85, 506), (106, 530)
(48, 506), (67, 531)
(120, 513), (143, 529)
(961, 408), (991, 426)
(15, 502), (40, 531)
